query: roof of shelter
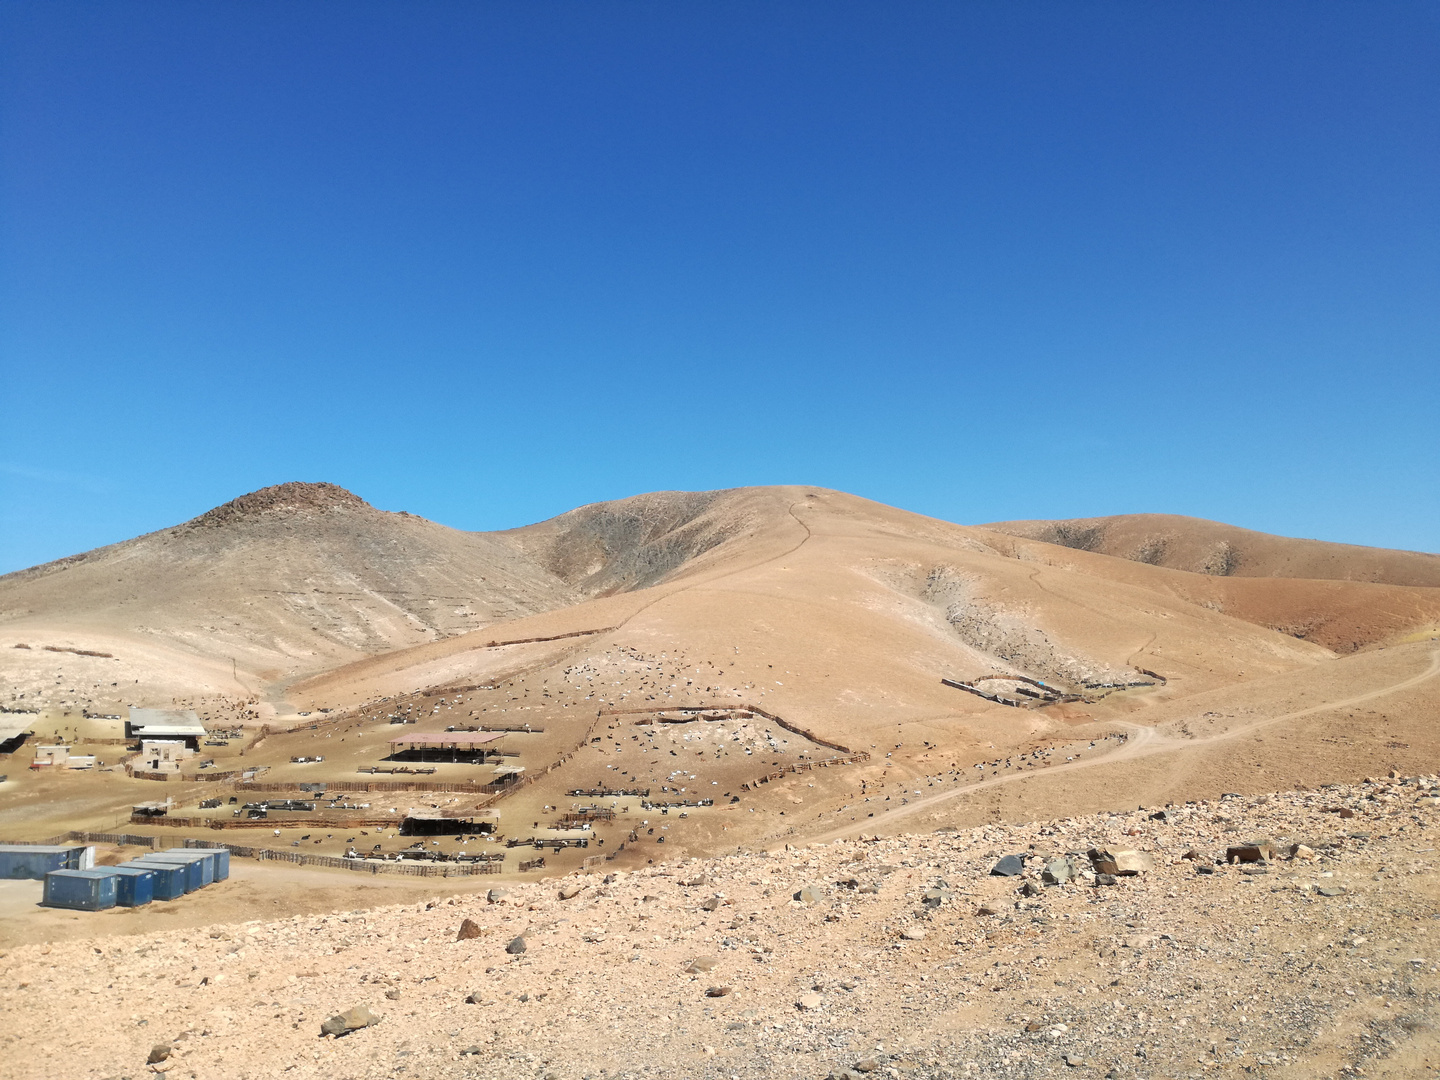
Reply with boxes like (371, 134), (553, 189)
(0, 716), (34, 743)
(388, 731), (505, 747)
(128, 707), (205, 735)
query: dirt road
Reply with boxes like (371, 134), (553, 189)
(795, 646), (1440, 846)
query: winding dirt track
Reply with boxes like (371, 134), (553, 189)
(795, 647), (1440, 846)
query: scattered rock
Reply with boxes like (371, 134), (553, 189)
(990, 854), (1025, 876)
(487, 888), (509, 904)
(1095, 873), (1118, 887)
(797, 992), (823, 1010)
(558, 884), (584, 900)
(794, 885), (826, 904)
(147, 1044), (171, 1065)
(700, 896), (722, 911)
(1226, 842), (1276, 864)
(1042, 856), (1077, 884)
(1088, 848), (1153, 875)
(384, 988), (401, 1000)
(976, 904), (1001, 916)
(460, 1045), (483, 1055)
(505, 936), (527, 955)
(1180, 848), (1213, 863)
(1019, 880), (1042, 897)
(1290, 844), (1317, 861)
(456, 918), (483, 941)
(900, 927), (926, 941)
(684, 957), (719, 973)
(320, 1005), (379, 1037)
(705, 985), (732, 997)
(853, 1057), (880, 1072)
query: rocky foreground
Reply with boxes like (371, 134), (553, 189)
(4, 778), (1440, 1080)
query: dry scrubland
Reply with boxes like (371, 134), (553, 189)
(1, 483), (1439, 1078)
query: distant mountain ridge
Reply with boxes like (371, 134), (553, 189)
(4, 483), (1439, 712)
(982, 512), (1440, 588)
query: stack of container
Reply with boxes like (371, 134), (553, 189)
(121, 858), (185, 900)
(37, 844), (230, 911)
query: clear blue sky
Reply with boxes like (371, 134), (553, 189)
(2, 2), (1437, 573)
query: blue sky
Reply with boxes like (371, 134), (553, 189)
(2, 2), (1437, 573)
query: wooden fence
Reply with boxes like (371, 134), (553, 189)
(600, 700), (856, 755)
(236, 779), (483, 794)
(3, 831), (504, 876)
(173, 839), (503, 875)
(740, 750), (871, 792)
(132, 814), (397, 830)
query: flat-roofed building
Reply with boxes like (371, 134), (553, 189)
(140, 738), (194, 771)
(125, 707), (206, 750)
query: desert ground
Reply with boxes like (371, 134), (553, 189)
(2, 482), (1438, 1078)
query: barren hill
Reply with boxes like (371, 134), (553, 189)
(6, 485), (1440, 719)
(983, 512), (1440, 586)
(0, 482), (583, 705)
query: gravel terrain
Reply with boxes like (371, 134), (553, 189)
(4, 776), (1439, 1080)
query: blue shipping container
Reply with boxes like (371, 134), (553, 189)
(145, 851), (216, 887)
(0, 844), (84, 880)
(107, 865), (155, 906)
(121, 859), (185, 900)
(131, 856), (203, 893)
(43, 869), (118, 911)
(165, 847), (229, 880)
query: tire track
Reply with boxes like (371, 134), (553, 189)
(795, 647), (1440, 846)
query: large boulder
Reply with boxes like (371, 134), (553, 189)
(320, 1005), (379, 1037)
(990, 854), (1025, 876)
(1227, 841), (1276, 864)
(1088, 848), (1153, 876)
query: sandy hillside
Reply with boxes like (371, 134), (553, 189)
(1, 484), (1438, 919)
(983, 512), (1440, 586)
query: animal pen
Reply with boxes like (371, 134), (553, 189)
(386, 731), (507, 764)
